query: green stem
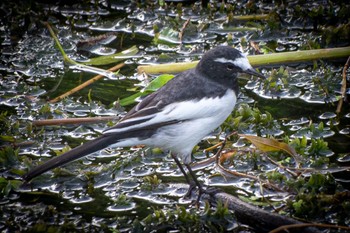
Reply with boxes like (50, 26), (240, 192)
(138, 46), (350, 74)
(138, 61), (197, 74)
(45, 22), (78, 65)
(221, 27), (260, 32)
(231, 14), (270, 20)
(45, 22), (124, 79)
(248, 46), (350, 65)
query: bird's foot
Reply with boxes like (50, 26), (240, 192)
(184, 183), (220, 206)
(184, 181), (197, 199)
(197, 186), (220, 202)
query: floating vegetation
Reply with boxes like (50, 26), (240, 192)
(0, 0), (349, 232)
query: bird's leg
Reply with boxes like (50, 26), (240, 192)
(170, 153), (196, 197)
(170, 153), (192, 184)
(185, 164), (204, 203)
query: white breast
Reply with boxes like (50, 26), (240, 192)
(110, 89), (237, 164)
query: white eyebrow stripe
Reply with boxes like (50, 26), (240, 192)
(214, 57), (253, 71)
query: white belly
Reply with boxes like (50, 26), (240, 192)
(112, 89), (237, 164)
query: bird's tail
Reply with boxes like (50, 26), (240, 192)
(23, 135), (115, 182)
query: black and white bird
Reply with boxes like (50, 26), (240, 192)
(23, 46), (265, 197)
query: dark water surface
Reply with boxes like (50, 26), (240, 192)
(0, 0), (349, 232)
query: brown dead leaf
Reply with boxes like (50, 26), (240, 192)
(239, 134), (301, 166)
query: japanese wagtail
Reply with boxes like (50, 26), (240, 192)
(23, 46), (265, 198)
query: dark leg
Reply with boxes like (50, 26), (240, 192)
(170, 153), (192, 184)
(171, 153), (197, 198)
(185, 164), (204, 203)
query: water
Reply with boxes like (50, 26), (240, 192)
(0, 0), (349, 232)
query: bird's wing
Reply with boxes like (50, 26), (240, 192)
(104, 92), (171, 134)
(104, 69), (229, 136)
(23, 85), (169, 182)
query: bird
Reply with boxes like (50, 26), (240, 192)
(23, 46), (265, 199)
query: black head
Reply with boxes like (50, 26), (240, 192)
(196, 46), (265, 86)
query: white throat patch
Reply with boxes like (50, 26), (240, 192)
(214, 57), (252, 71)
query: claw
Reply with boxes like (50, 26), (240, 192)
(184, 181), (197, 199)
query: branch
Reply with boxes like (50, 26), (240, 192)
(207, 190), (323, 233)
(32, 116), (120, 126)
(336, 56), (350, 114)
(48, 63), (125, 103)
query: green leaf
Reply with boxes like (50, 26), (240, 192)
(0, 135), (15, 142)
(0, 146), (19, 167)
(119, 92), (143, 106)
(144, 74), (174, 92)
(158, 27), (180, 44)
(80, 46), (139, 66)
(293, 199), (305, 215)
(119, 74), (174, 106)
(0, 178), (22, 196)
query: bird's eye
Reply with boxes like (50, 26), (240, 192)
(227, 64), (234, 70)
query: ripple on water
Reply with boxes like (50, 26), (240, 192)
(127, 190), (176, 205)
(300, 91), (338, 104)
(94, 179), (113, 189)
(284, 117), (310, 131)
(60, 210), (73, 216)
(339, 127), (350, 135)
(130, 167), (154, 177)
(3, 96), (26, 107)
(283, 117), (309, 126)
(91, 47), (117, 56)
(67, 125), (94, 138)
(95, 149), (121, 158)
(261, 128), (284, 137)
(119, 180), (140, 189)
(155, 163), (175, 174)
(232, 137), (246, 148)
(93, 108), (121, 116)
(70, 195), (94, 204)
(326, 119), (339, 126)
(254, 88), (302, 100)
(107, 202), (136, 212)
(247, 79), (302, 100)
(207, 174), (242, 187)
(291, 126), (335, 139)
(319, 112), (337, 119)
(337, 154), (350, 163)
(289, 125), (302, 131)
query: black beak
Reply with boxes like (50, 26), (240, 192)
(244, 67), (266, 79)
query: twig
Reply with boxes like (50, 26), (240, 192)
(49, 63), (125, 103)
(217, 160), (259, 180)
(179, 18), (191, 45)
(32, 116), (120, 126)
(204, 131), (237, 153)
(336, 56), (350, 114)
(10, 141), (37, 148)
(265, 156), (301, 178)
(190, 132), (237, 170)
(214, 149), (285, 191)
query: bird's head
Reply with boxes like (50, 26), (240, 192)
(197, 46), (265, 82)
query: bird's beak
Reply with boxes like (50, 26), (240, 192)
(244, 67), (266, 79)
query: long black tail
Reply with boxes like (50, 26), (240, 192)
(23, 134), (116, 181)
